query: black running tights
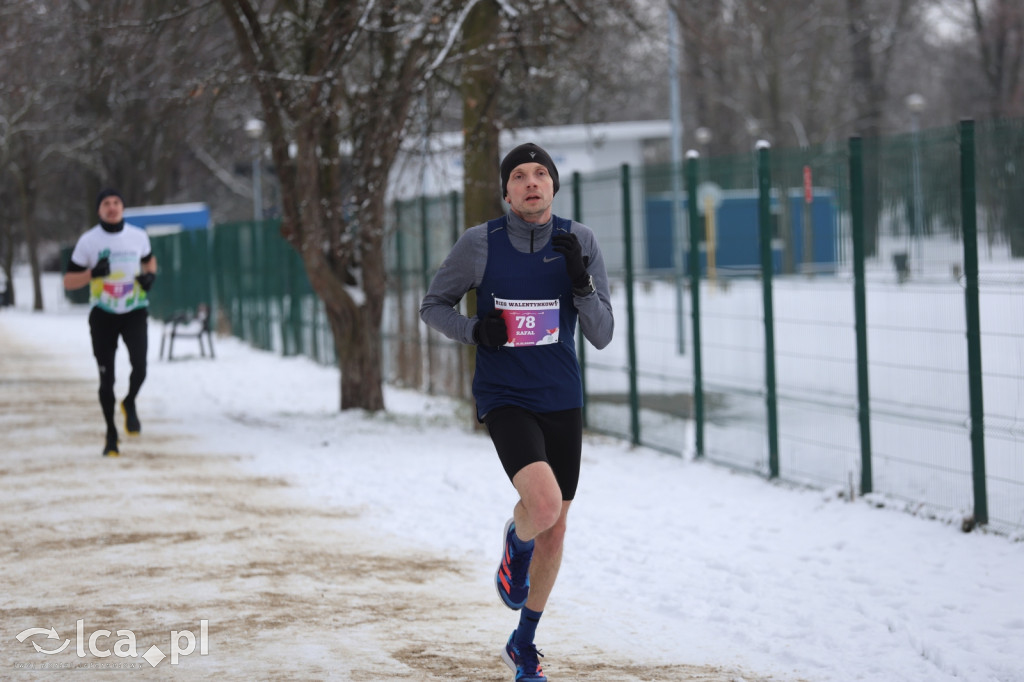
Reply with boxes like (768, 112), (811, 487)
(89, 307), (148, 431)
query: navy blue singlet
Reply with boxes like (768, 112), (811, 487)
(473, 215), (583, 420)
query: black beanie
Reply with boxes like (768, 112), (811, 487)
(96, 188), (124, 211)
(500, 143), (559, 199)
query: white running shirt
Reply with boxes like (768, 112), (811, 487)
(69, 223), (153, 314)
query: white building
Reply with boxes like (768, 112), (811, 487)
(389, 120), (673, 202)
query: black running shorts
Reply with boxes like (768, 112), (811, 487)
(89, 307), (149, 378)
(482, 406), (583, 501)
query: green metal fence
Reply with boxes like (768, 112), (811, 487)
(146, 118), (1024, 534)
(148, 220), (335, 364)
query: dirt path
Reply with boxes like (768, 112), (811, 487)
(0, 323), (782, 681)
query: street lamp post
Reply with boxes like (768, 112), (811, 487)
(746, 118), (761, 187)
(906, 93), (925, 273)
(668, 13), (686, 353)
(694, 126), (712, 158)
(244, 118), (265, 223)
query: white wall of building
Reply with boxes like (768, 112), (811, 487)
(388, 120), (672, 202)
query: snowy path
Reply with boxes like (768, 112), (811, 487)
(0, 317), (777, 681)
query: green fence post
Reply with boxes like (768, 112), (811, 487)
(450, 190), (466, 397)
(177, 232), (189, 312)
(234, 225), (245, 343)
(395, 199), (407, 356)
(246, 222), (257, 346)
(757, 143), (780, 478)
(293, 250), (306, 356)
(214, 226), (228, 336)
(259, 222), (270, 350)
(960, 119), (988, 526)
(419, 195), (431, 293)
(849, 136), (873, 495)
(685, 151), (705, 459)
(169, 234), (183, 314)
(310, 292), (320, 363)
(572, 171), (589, 428)
(267, 222), (276, 352)
(450, 190), (461, 246)
(247, 223), (256, 347)
(256, 223), (265, 350)
(205, 226), (218, 337)
(621, 164), (640, 446)
(420, 195), (434, 395)
(219, 226), (233, 338)
(276, 226), (290, 356)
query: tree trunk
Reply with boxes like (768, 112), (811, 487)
(1009, 213), (1024, 258)
(679, 1), (712, 135)
(971, 0), (1024, 119)
(12, 158), (43, 310)
(461, 0), (504, 232)
(328, 302), (385, 411)
(1006, 129), (1024, 257)
(342, 188), (387, 412)
(459, 0), (503, 412)
(299, 232), (386, 412)
(1, 194), (14, 307)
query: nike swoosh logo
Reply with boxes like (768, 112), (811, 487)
(543, 256), (561, 263)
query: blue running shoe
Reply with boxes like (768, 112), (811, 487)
(502, 630), (545, 681)
(496, 518), (533, 610)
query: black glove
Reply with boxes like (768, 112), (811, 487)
(136, 272), (156, 291)
(91, 257), (111, 278)
(472, 309), (508, 348)
(551, 233), (590, 288)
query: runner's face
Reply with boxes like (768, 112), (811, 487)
(98, 196), (124, 224)
(505, 162), (554, 224)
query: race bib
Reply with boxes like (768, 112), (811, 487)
(495, 297), (560, 347)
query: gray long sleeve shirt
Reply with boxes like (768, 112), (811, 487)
(419, 212), (614, 350)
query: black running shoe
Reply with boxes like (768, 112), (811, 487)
(103, 430), (120, 457)
(121, 400), (140, 435)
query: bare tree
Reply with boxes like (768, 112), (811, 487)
(0, 0), (261, 310)
(54, 2), (255, 215)
(844, 0), (923, 255)
(455, 0), (504, 404)
(846, 0), (923, 136)
(218, 1), (479, 412)
(457, 0), (651, 263)
(495, 3), (657, 128)
(461, 0), (504, 230)
(669, 0), (940, 155)
(971, 0), (1024, 118)
(964, 0), (1024, 255)
(0, 0), (74, 309)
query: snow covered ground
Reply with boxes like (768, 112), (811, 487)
(1, 273), (1023, 681)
